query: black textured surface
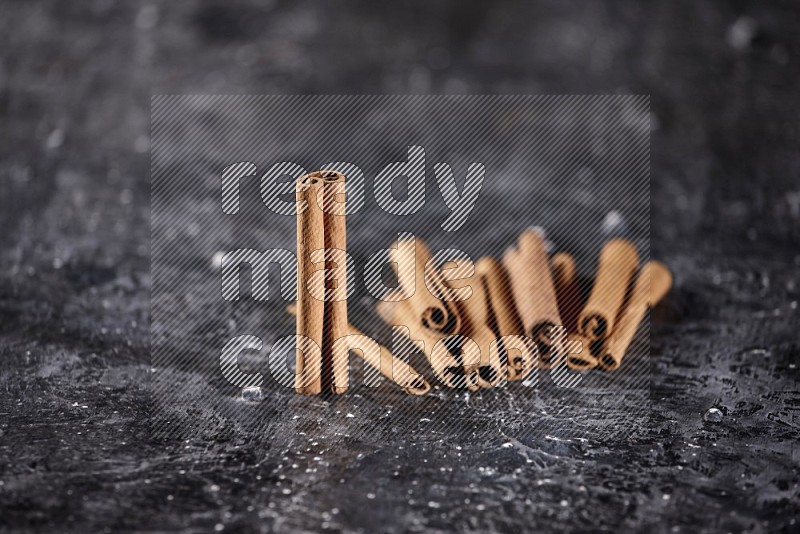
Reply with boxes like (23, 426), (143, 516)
(1, 1), (799, 532)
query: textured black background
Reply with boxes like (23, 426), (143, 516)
(1, 1), (799, 532)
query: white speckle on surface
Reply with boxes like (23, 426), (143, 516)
(727, 17), (757, 50)
(601, 210), (627, 236)
(46, 129), (64, 149)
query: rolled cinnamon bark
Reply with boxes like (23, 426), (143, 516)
(551, 252), (581, 334)
(599, 261), (672, 371)
(390, 237), (461, 335)
(475, 257), (524, 337)
(295, 171), (349, 395)
(496, 335), (537, 381)
(503, 228), (565, 368)
(578, 238), (639, 342)
(475, 256), (531, 381)
(378, 297), (479, 391)
(287, 304), (430, 395)
(501, 247), (519, 275)
(355, 336), (431, 395)
(565, 333), (598, 371)
(446, 263), (506, 388)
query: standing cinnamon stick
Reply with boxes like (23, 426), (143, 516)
(599, 261), (672, 370)
(295, 171), (349, 395)
(287, 304), (430, 395)
(578, 238), (639, 342)
(503, 228), (565, 368)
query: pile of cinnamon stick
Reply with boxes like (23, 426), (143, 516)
(291, 172), (671, 396)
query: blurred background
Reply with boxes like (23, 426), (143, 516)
(1, 1), (798, 532)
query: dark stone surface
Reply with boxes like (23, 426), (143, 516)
(1, 1), (799, 532)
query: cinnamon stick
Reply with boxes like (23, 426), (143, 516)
(444, 260), (506, 388)
(377, 297), (480, 391)
(578, 238), (639, 342)
(475, 257), (524, 337)
(287, 304), (430, 395)
(599, 260), (672, 371)
(496, 334), (537, 382)
(475, 256), (533, 381)
(295, 171), (349, 395)
(551, 252), (581, 334)
(503, 228), (565, 368)
(390, 237), (461, 335)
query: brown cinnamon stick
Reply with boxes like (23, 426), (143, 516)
(295, 171), (349, 395)
(475, 256), (532, 381)
(551, 252), (581, 334)
(599, 260), (672, 371)
(475, 257), (524, 337)
(444, 261), (506, 388)
(495, 334), (537, 381)
(390, 237), (461, 335)
(503, 228), (565, 368)
(578, 238), (639, 342)
(377, 297), (479, 391)
(287, 304), (430, 395)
